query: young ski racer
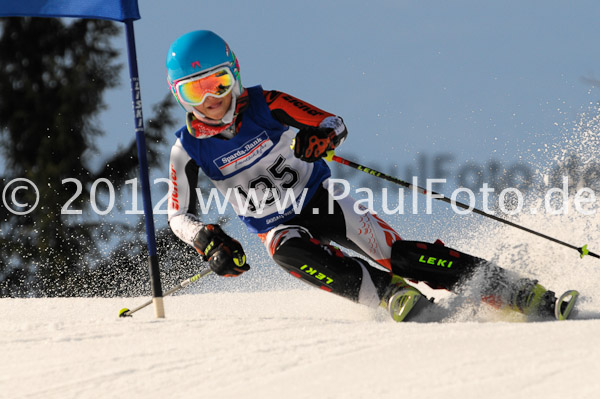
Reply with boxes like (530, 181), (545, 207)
(166, 30), (578, 322)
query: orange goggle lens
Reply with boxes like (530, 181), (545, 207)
(175, 68), (234, 105)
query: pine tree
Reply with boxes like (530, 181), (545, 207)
(0, 17), (176, 296)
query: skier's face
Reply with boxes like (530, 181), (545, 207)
(194, 92), (233, 121)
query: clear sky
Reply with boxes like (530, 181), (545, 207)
(98, 0), (600, 180)
(4, 0), (600, 235)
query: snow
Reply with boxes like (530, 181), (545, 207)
(3, 6), (600, 397)
(2, 288), (599, 399)
(4, 86), (600, 399)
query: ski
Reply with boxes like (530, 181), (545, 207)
(555, 290), (579, 320)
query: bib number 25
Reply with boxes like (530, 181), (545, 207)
(235, 155), (299, 212)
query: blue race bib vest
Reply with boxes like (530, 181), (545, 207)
(175, 86), (331, 233)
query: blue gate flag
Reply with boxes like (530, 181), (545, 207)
(0, 0), (140, 22)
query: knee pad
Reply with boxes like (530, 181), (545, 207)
(273, 237), (390, 301)
(391, 240), (485, 290)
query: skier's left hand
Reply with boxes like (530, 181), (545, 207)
(193, 224), (250, 277)
(292, 127), (336, 162)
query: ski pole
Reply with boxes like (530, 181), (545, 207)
(324, 151), (598, 260)
(119, 268), (213, 317)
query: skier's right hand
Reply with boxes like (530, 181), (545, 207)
(193, 224), (250, 277)
(292, 126), (336, 162)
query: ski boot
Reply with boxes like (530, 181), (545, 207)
(510, 279), (579, 321)
(381, 275), (433, 322)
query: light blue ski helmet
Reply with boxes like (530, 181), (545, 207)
(166, 30), (242, 111)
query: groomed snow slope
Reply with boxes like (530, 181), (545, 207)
(4, 76), (600, 399)
(2, 287), (599, 399)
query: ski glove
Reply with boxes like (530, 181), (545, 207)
(292, 127), (336, 162)
(193, 224), (250, 277)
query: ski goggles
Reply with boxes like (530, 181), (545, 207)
(174, 67), (234, 106)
